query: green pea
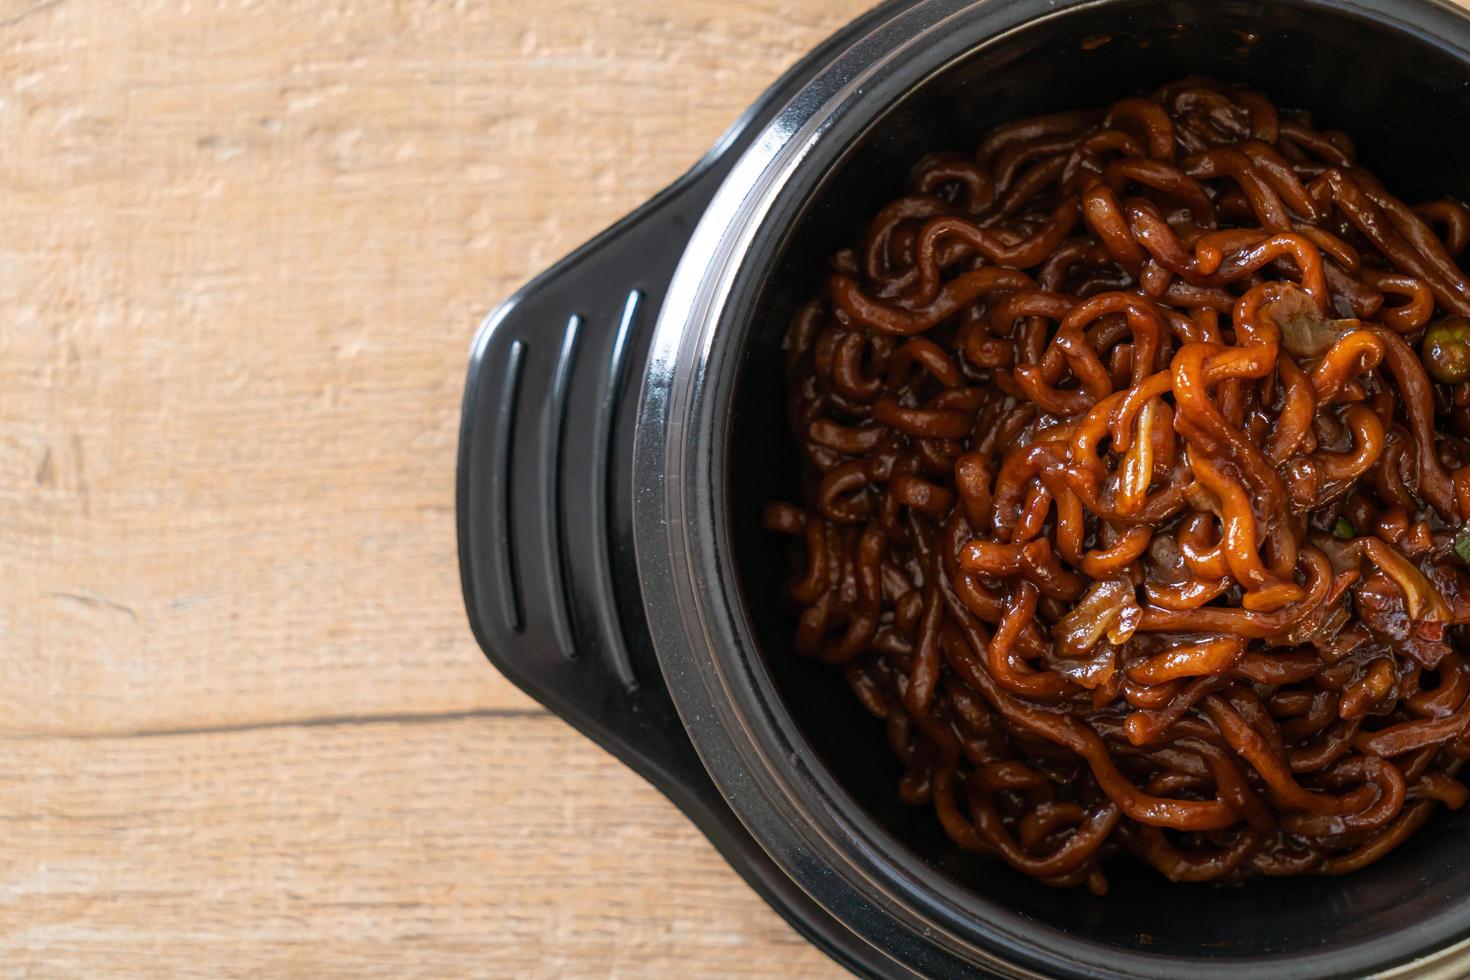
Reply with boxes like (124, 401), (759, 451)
(1333, 518), (1355, 540)
(1456, 529), (1470, 564)
(1421, 315), (1470, 384)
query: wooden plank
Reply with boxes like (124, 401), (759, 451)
(21, 0), (1463, 974)
(0, 713), (846, 978)
(0, 0), (870, 972)
(0, 0), (870, 735)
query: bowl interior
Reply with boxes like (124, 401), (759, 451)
(729, 0), (1470, 963)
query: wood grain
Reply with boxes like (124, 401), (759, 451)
(0, 0), (866, 975)
(0, 0), (867, 735)
(0, 715), (840, 978)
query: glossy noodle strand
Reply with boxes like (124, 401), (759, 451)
(765, 79), (1470, 891)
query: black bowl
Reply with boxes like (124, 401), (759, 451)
(461, 1), (1470, 975)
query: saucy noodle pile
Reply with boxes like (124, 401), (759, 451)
(764, 79), (1470, 889)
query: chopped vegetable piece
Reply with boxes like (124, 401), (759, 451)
(1455, 529), (1470, 564)
(1422, 315), (1470, 384)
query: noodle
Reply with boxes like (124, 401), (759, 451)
(763, 78), (1470, 891)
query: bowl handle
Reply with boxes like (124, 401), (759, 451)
(454, 157), (888, 972)
(457, 0), (903, 799)
(456, 4), (911, 973)
(457, 164), (719, 684)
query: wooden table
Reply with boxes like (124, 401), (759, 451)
(0, 1), (868, 975)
